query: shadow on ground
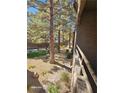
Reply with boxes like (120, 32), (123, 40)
(55, 62), (71, 72)
(51, 66), (61, 72)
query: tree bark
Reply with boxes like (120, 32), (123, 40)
(72, 31), (75, 52)
(69, 31), (71, 48)
(58, 30), (61, 53)
(62, 31), (64, 44)
(49, 0), (55, 64)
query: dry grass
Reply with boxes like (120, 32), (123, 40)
(27, 50), (72, 92)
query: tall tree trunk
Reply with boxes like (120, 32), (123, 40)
(69, 31), (71, 48)
(58, 0), (62, 52)
(58, 30), (61, 53)
(72, 31), (75, 53)
(49, 0), (55, 64)
(62, 31), (64, 44)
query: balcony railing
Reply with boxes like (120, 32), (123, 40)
(71, 45), (97, 93)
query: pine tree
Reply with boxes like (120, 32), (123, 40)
(49, 0), (55, 63)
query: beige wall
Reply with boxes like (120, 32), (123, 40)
(77, 9), (97, 74)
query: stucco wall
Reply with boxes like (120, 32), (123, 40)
(77, 9), (97, 74)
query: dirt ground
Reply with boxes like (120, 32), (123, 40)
(27, 51), (72, 93)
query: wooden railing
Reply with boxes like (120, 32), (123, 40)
(75, 45), (97, 93)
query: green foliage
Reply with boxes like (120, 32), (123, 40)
(28, 65), (36, 69)
(27, 0), (76, 45)
(27, 50), (48, 58)
(65, 49), (73, 59)
(66, 52), (73, 59)
(27, 12), (49, 43)
(48, 84), (59, 93)
(60, 72), (70, 83)
(65, 49), (69, 53)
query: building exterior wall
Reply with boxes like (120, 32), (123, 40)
(77, 9), (97, 74)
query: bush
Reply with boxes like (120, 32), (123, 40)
(28, 65), (36, 69)
(66, 52), (73, 59)
(48, 84), (59, 93)
(60, 72), (70, 83)
(27, 50), (48, 58)
(65, 49), (69, 53)
(65, 49), (73, 59)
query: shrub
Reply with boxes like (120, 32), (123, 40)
(65, 49), (73, 59)
(60, 72), (70, 83)
(66, 52), (73, 59)
(28, 65), (36, 69)
(48, 84), (59, 93)
(65, 49), (69, 53)
(27, 50), (48, 58)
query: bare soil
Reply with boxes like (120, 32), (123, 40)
(27, 50), (72, 93)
